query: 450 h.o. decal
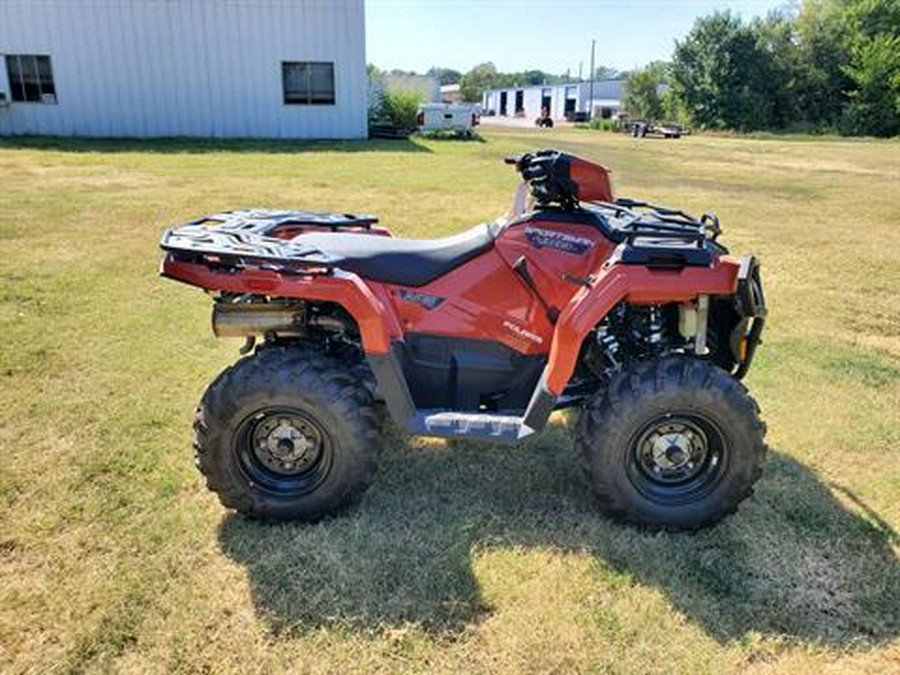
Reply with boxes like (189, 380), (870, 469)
(524, 227), (594, 255)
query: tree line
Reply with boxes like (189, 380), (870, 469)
(626, 0), (900, 137)
(378, 0), (899, 137)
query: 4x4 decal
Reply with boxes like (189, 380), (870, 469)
(396, 289), (444, 310)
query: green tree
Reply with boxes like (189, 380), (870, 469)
(842, 33), (900, 135)
(593, 65), (620, 80)
(426, 67), (462, 86)
(843, 0), (900, 39)
(644, 60), (672, 83)
(661, 87), (690, 124)
(794, 0), (854, 128)
(623, 68), (664, 121)
(672, 11), (780, 130)
(459, 62), (501, 102)
(518, 70), (552, 85)
(751, 11), (805, 129)
(664, 0), (900, 136)
(840, 0), (900, 136)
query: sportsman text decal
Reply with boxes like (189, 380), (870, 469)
(524, 227), (593, 255)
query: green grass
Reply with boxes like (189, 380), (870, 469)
(1, 128), (899, 673)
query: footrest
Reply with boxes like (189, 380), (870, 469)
(410, 411), (534, 442)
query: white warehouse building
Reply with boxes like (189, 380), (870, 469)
(0, 0), (368, 139)
(482, 80), (626, 122)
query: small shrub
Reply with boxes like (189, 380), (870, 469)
(578, 118), (621, 132)
(371, 89), (424, 129)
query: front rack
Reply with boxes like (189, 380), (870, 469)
(582, 198), (727, 268)
(604, 198), (721, 242)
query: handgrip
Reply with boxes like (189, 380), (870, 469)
(504, 153), (533, 170)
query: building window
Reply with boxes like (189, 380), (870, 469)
(563, 85), (578, 115)
(282, 61), (335, 105)
(6, 54), (56, 103)
(541, 88), (552, 116)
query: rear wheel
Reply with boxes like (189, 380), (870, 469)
(194, 346), (380, 521)
(575, 356), (766, 530)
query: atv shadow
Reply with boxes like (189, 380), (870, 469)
(218, 420), (900, 646)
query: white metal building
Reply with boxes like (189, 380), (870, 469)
(0, 0), (368, 139)
(482, 80), (626, 121)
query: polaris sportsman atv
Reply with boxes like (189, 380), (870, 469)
(160, 150), (767, 530)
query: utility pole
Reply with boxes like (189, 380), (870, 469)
(588, 38), (596, 120)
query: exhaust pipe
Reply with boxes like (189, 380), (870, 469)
(212, 302), (305, 338)
(212, 302), (349, 338)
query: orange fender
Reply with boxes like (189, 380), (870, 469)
(545, 257), (741, 395)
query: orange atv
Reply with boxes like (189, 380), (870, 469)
(160, 150), (767, 530)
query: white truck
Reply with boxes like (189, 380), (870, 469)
(416, 103), (480, 136)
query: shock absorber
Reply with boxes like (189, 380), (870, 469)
(596, 323), (621, 369)
(647, 306), (663, 349)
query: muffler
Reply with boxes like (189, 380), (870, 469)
(211, 301), (349, 338)
(212, 302), (305, 338)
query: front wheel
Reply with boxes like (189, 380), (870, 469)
(194, 346), (381, 521)
(575, 356), (766, 530)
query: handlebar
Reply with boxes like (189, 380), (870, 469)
(504, 153), (545, 178)
(504, 154), (531, 167)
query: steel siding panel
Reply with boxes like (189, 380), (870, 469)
(0, 0), (366, 138)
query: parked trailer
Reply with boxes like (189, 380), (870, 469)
(628, 121), (689, 139)
(417, 103), (480, 136)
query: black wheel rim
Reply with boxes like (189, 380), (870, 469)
(625, 411), (728, 505)
(235, 406), (333, 496)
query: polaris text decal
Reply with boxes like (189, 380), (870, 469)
(502, 320), (543, 345)
(524, 227), (593, 255)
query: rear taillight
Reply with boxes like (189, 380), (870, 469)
(472, 113), (480, 127)
(416, 111), (424, 126)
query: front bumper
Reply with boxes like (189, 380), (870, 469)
(731, 255), (767, 379)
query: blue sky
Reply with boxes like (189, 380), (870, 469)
(366, 0), (787, 75)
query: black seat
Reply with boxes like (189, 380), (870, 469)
(294, 223), (497, 287)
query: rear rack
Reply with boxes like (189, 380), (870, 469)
(160, 209), (379, 272)
(184, 209), (379, 236)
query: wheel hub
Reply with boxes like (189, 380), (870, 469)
(252, 415), (321, 475)
(650, 430), (695, 470)
(636, 419), (710, 484)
